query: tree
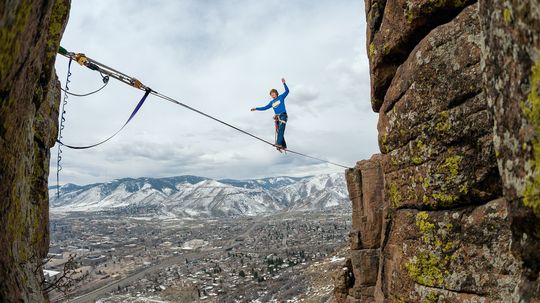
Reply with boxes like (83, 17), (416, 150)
(239, 270), (246, 278)
(41, 254), (87, 297)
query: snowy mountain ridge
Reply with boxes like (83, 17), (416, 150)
(49, 173), (349, 217)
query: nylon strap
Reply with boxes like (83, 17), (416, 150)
(57, 88), (151, 149)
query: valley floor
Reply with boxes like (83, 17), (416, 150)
(46, 209), (350, 302)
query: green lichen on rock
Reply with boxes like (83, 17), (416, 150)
(503, 7), (512, 24)
(422, 175), (430, 190)
(369, 42), (376, 58)
(46, 0), (69, 61)
(523, 60), (540, 218)
(412, 139), (428, 165)
(440, 155), (462, 177)
(431, 191), (458, 206)
(382, 43), (391, 55)
(381, 133), (388, 150)
(0, 1), (32, 82)
(390, 183), (402, 208)
(406, 212), (455, 287)
(459, 183), (468, 194)
(419, 155), (463, 207)
(412, 156), (423, 165)
(405, 5), (417, 24)
(416, 212), (436, 242)
(6, 191), (22, 258)
(0, 0), (70, 301)
(435, 111), (451, 133)
(422, 291), (440, 303)
(405, 251), (444, 287)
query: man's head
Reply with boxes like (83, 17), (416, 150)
(269, 89), (278, 99)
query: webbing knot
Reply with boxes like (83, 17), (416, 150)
(131, 78), (143, 89)
(75, 53), (87, 66)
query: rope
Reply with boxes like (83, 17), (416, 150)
(151, 89), (349, 169)
(274, 116), (278, 148)
(285, 150), (348, 169)
(56, 58), (73, 198)
(151, 91), (277, 147)
(56, 47), (350, 169)
(60, 74), (109, 97)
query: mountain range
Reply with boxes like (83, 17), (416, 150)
(49, 173), (349, 218)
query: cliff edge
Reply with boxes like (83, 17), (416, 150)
(0, 1), (69, 301)
(335, 1), (540, 302)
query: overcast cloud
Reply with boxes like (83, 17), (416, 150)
(49, 0), (378, 185)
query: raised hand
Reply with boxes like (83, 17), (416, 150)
(281, 78), (286, 83)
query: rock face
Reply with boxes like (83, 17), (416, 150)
(0, 1), (69, 302)
(336, 1), (540, 302)
(480, 0), (540, 282)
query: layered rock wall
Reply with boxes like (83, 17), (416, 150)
(0, 0), (69, 301)
(480, 0), (540, 280)
(336, 1), (540, 302)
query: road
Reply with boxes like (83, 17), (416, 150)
(66, 250), (215, 303)
(66, 216), (264, 303)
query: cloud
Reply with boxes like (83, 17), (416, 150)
(50, 0), (378, 185)
(291, 84), (320, 103)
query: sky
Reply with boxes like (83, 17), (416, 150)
(49, 0), (379, 185)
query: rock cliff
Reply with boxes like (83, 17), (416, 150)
(336, 1), (540, 302)
(0, 0), (69, 301)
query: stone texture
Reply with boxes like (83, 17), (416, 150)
(0, 0), (70, 302)
(346, 166), (363, 232)
(480, 0), (540, 287)
(341, 156), (386, 302)
(366, 0), (476, 111)
(357, 158), (385, 243)
(381, 199), (523, 302)
(336, 0), (540, 302)
(379, 5), (502, 210)
(350, 249), (380, 288)
(334, 258), (355, 303)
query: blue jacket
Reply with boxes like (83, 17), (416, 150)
(255, 83), (289, 114)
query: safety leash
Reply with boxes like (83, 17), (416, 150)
(274, 116), (278, 146)
(56, 58), (72, 198)
(60, 73), (109, 97)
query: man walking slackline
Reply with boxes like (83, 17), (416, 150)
(251, 78), (290, 153)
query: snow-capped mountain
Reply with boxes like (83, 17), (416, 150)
(49, 173), (349, 218)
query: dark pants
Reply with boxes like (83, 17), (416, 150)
(275, 112), (287, 148)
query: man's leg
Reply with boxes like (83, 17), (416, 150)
(277, 120), (287, 148)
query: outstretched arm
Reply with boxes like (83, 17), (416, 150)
(280, 78), (289, 98)
(251, 101), (272, 111)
